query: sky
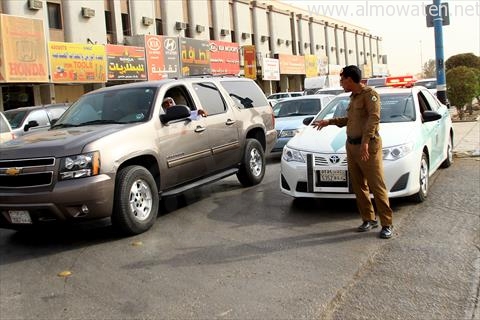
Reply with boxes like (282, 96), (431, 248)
(281, 0), (480, 76)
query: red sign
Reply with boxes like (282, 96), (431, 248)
(208, 40), (240, 75)
(145, 35), (180, 80)
(243, 45), (256, 79)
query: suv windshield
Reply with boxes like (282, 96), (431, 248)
(315, 93), (416, 123)
(54, 87), (157, 127)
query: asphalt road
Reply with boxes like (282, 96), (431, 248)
(0, 157), (478, 320)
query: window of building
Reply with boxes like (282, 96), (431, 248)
(121, 13), (131, 36)
(47, 2), (62, 29)
(105, 11), (113, 34)
(156, 19), (163, 35)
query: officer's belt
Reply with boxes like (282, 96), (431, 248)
(347, 136), (376, 145)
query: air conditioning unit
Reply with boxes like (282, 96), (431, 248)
(260, 35), (268, 42)
(241, 32), (250, 40)
(277, 38), (284, 45)
(196, 25), (205, 33)
(315, 44), (321, 50)
(28, 0), (43, 10)
(82, 7), (96, 18)
(142, 16), (154, 26)
(220, 29), (230, 36)
(304, 42), (309, 49)
(285, 40), (291, 46)
(175, 21), (187, 30)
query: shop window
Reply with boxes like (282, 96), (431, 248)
(47, 2), (62, 29)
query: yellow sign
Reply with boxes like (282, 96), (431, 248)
(49, 41), (106, 83)
(304, 55), (318, 78)
(0, 14), (48, 83)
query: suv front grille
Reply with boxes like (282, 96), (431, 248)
(0, 157), (55, 188)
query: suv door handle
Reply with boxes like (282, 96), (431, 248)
(225, 119), (236, 125)
(194, 126), (206, 132)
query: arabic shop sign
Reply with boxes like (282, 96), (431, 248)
(48, 41), (106, 83)
(180, 38), (210, 76)
(243, 45), (256, 80)
(145, 35), (180, 80)
(0, 14), (48, 83)
(277, 53), (305, 75)
(208, 40), (240, 75)
(106, 44), (146, 81)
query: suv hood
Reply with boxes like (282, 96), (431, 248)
(0, 125), (124, 159)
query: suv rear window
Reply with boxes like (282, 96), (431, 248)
(220, 80), (268, 109)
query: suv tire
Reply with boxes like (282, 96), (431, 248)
(112, 165), (159, 235)
(237, 139), (265, 187)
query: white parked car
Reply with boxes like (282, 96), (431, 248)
(280, 87), (453, 202)
(0, 112), (15, 144)
(267, 91), (303, 101)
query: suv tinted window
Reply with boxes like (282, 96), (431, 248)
(193, 82), (226, 115)
(221, 80), (268, 109)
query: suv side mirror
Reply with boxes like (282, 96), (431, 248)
(160, 105), (192, 124)
(24, 120), (39, 131)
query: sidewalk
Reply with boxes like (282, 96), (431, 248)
(452, 118), (480, 157)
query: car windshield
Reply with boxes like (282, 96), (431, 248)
(53, 87), (157, 128)
(273, 99), (321, 118)
(414, 80), (437, 89)
(315, 93), (416, 123)
(367, 78), (386, 87)
(3, 110), (28, 129)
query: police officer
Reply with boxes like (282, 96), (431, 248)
(312, 65), (393, 239)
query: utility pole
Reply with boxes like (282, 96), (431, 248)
(432, 0), (448, 105)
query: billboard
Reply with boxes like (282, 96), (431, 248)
(208, 40), (240, 75)
(106, 44), (147, 81)
(180, 38), (210, 76)
(48, 41), (106, 83)
(262, 57), (280, 81)
(0, 14), (48, 83)
(243, 45), (256, 80)
(144, 35), (181, 80)
(278, 54), (305, 75)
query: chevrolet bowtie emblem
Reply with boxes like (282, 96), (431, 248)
(5, 167), (21, 176)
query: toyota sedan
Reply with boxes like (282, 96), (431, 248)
(280, 87), (453, 202)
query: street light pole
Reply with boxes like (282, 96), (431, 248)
(433, 0), (447, 105)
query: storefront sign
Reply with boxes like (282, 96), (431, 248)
(145, 35), (180, 80)
(209, 40), (240, 75)
(106, 44), (146, 81)
(304, 55), (318, 78)
(0, 14), (48, 83)
(261, 57), (280, 81)
(278, 54), (305, 75)
(180, 38), (210, 76)
(49, 41), (106, 83)
(243, 45), (256, 80)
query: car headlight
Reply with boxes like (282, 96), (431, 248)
(59, 151), (100, 180)
(279, 129), (300, 138)
(282, 146), (306, 163)
(382, 142), (413, 160)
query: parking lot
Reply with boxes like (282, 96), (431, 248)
(0, 158), (478, 319)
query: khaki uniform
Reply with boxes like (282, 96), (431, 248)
(329, 85), (393, 227)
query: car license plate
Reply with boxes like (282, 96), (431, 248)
(8, 210), (32, 224)
(319, 170), (346, 182)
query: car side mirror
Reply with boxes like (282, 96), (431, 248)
(160, 105), (192, 124)
(422, 110), (442, 122)
(50, 118), (58, 126)
(24, 120), (39, 131)
(303, 116), (315, 125)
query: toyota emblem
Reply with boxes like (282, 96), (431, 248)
(329, 155), (340, 164)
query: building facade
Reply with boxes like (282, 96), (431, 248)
(0, 0), (387, 111)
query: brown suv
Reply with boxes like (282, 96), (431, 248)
(0, 77), (276, 235)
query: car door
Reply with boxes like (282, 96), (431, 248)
(192, 81), (241, 171)
(417, 90), (443, 167)
(420, 88), (448, 167)
(157, 84), (214, 188)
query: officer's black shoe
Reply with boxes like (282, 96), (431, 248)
(379, 226), (393, 239)
(357, 220), (379, 232)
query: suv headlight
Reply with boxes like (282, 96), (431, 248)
(282, 146), (306, 163)
(382, 142), (413, 160)
(59, 151), (100, 180)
